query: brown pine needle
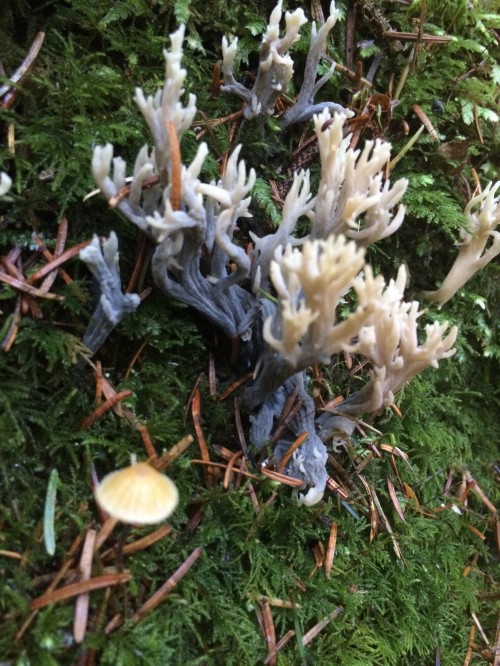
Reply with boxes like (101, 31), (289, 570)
(131, 546), (202, 621)
(73, 529), (97, 643)
(80, 390), (133, 430)
(390, 402), (403, 418)
(387, 477), (406, 522)
(16, 532), (85, 642)
(1, 32), (45, 108)
(0, 549), (23, 559)
(39, 217), (69, 292)
(247, 482), (260, 513)
(471, 612), (490, 646)
(155, 434), (194, 471)
(465, 524), (486, 541)
(139, 424), (157, 461)
(324, 522), (338, 579)
(321, 395), (344, 411)
(0, 272), (63, 300)
(191, 459), (260, 481)
(1, 295), (22, 351)
(123, 338), (149, 381)
(93, 517), (119, 552)
(104, 613), (123, 635)
(277, 432), (308, 473)
(463, 624), (475, 666)
(263, 630), (296, 664)
(257, 596), (300, 610)
(166, 120), (181, 211)
(218, 372), (253, 402)
(192, 387), (214, 487)
(259, 599), (277, 666)
(31, 573), (131, 610)
(402, 482), (421, 510)
(493, 611), (500, 666)
(223, 450), (243, 489)
(326, 477), (349, 500)
(94, 360), (103, 405)
(101, 524), (172, 562)
(371, 486), (405, 562)
(29, 240), (92, 282)
(313, 541), (325, 568)
(412, 104), (439, 141)
(108, 175), (161, 208)
(359, 476), (379, 542)
(383, 31), (451, 43)
(466, 475), (497, 514)
(259, 467), (304, 487)
(302, 606), (343, 646)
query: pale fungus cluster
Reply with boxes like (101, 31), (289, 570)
(84, 1), (500, 506)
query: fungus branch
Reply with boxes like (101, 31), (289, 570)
(79, 233), (140, 355)
(309, 109), (408, 245)
(423, 181), (500, 306)
(221, 1), (348, 125)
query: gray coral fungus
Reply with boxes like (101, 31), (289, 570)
(86, 2), (497, 506)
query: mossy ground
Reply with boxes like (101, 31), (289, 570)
(0, 1), (499, 664)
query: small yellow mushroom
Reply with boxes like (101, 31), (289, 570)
(95, 462), (179, 524)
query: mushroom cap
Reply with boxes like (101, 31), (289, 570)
(95, 463), (179, 524)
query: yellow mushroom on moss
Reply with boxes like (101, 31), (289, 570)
(95, 461), (179, 524)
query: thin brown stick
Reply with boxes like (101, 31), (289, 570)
(223, 451), (243, 489)
(192, 387), (214, 486)
(259, 599), (276, 666)
(39, 217), (69, 292)
(93, 517), (119, 552)
(326, 477), (349, 501)
(108, 175), (161, 208)
(1, 32), (45, 108)
(101, 524), (172, 562)
(463, 624), (475, 666)
(73, 529), (97, 643)
(94, 360), (103, 405)
(139, 424), (157, 461)
(1, 295), (22, 351)
(131, 547), (202, 621)
(126, 232), (149, 294)
(493, 610), (500, 666)
(80, 390), (133, 430)
(259, 467), (304, 487)
(208, 352), (217, 397)
(383, 31), (451, 43)
(166, 121), (181, 211)
(412, 104), (439, 141)
(123, 338), (148, 380)
(30, 573), (131, 610)
(277, 432), (308, 473)
(0, 549), (23, 559)
(247, 483), (260, 514)
(155, 434), (194, 471)
(471, 612), (490, 646)
(302, 606), (343, 646)
(387, 476), (406, 522)
(192, 459), (260, 481)
(30, 240), (92, 282)
(324, 522), (338, 579)
(16, 533), (85, 642)
(263, 630), (296, 664)
(234, 397), (250, 462)
(0, 271), (63, 300)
